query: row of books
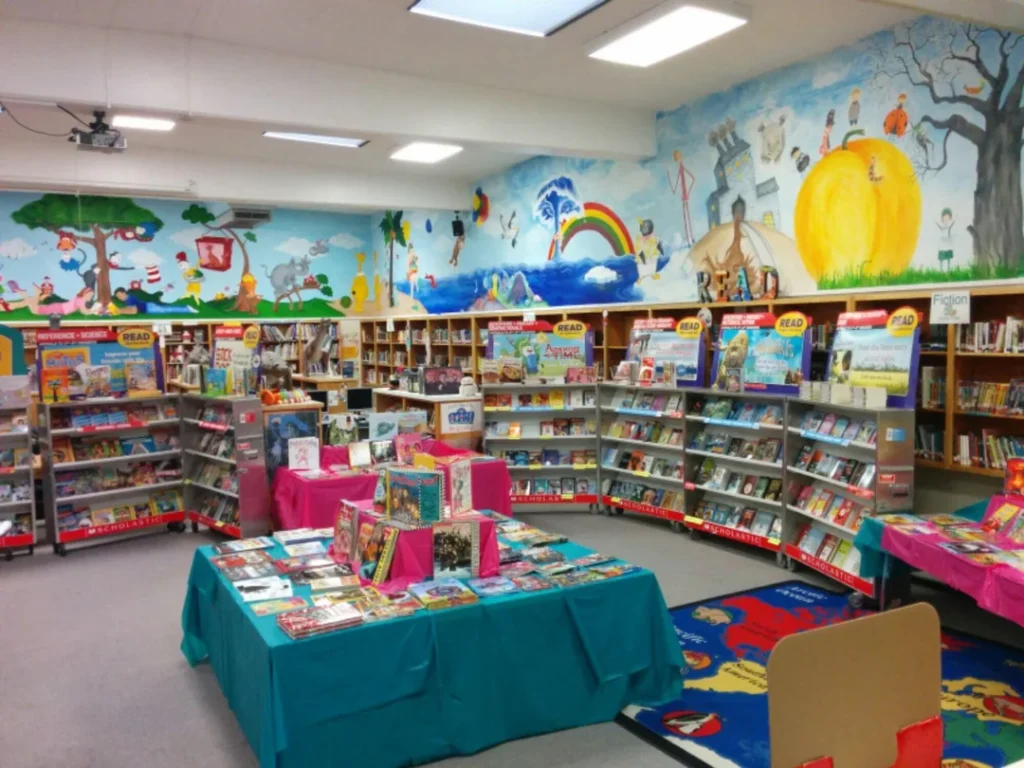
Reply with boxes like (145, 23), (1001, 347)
(261, 324), (298, 341)
(953, 431), (1024, 470)
(56, 489), (182, 531)
(694, 459), (783, 501)
(511, 477), (593, 496)
(690, 397), (784, 426)
(0, 481), (32, 503)
(691, 499), (782, 539)
(797, 411), (878, 445)
(195, 461), (239, 493)
(50, 400), (177, 430)
(0, 412), (28, 434)
(0, 513), (31, 537)
(955, 317), (1024, 353)
(484, 389), (596, 410)
(54, 460), (182, 499)
(605, 420), (684, 446)
(956, 380), (1024, 414)
(494, 448), (597, 467)
(195, 431), (234, 458)
(793, 522), (863, 574)
(195, 494), (239, 526)
(809, 322), (833, 352)
(0, 447), (32, 470)
(921, 367), (946, 409)
(603, 448), (684, 479)
(608, 388), (683, 413)
(51, 431), (179, 463)
(40, 360), (159, 403)
(915, 425), (944, 462)
(480, 359), (597, 386)
(798, 381), (888, 409)
(601, 477), (686, 512)
(196, 404), (232, 426)
(689, 431), (782, 464)
(791, 484), (868, 532)
(792, 446), (877, 489)
(484, 418), (595, 439)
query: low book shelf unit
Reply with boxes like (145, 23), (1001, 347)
(0, 396), (36, 560)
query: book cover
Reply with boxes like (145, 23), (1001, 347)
(409, 578), (479, 610)
(276, 603), (363, 638)
(282, 541), (327, 557)
(274, 554), (339, 573)
(222, 562), (281, 582)
(349, 441), (372, 468)
(387, 467), (445, 524)
(512, 574), (554, 592)
(211, 551), (271, 569)
(41, 369), (70, 404)
(751, 511), (774, 536)
(467, 576), (519, 597)
(251, 597), (308, 617)
(433, 519), (481, 579)
(234, 576), (294, 603)
(372, 526), (401, 586)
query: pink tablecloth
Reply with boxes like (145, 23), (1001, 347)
(272, 439), (512, 530)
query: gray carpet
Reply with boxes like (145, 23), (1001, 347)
(2, 512), (1022, 768)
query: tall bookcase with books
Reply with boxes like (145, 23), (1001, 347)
(0, 388), (36, 559)
(40, 395), (186, 556)
(782, 399), (915, 597)
(181, 394), (271, 539)
(260, 322), (300, 374)
(597, 382), (687, 528)
(163, 322), (215, 383)
(482, 382), (600, 510)
(682, 388), (787, 552)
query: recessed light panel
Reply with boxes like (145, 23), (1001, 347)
(409, 0), (608, 37)
(390, 142), (464, 164)
(263, 131), (368, 148)
(111, 115), (175, 131)
(589, 3), (747, 67)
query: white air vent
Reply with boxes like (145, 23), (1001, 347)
(214, 207), (273, 230)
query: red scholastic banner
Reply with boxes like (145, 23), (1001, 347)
(37, 328), (118, 345)
(632, 317), (676, 331)
(720, 312), (777, 328)
(836, 309), (890, 328)
(487, 320), (554, 333)
(214, 325), (245, 339)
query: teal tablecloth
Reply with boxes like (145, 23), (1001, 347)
(181, 534), (680, 768)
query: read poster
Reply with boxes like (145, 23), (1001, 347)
(486, 320), (593, 377)
(628, 317), (706, 387)
(711, 312), (810, 395)
(36, 328), (164, 402)
(212, 324), (262, 372)
(828, 307), (921, 407)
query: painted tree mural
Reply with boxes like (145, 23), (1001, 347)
(533, 177), (582, 259)
(10, 194), (164, 307)
(378, 210), (406, 307)
(873, 20), (1024, 271)
(181, 204), (260, 314)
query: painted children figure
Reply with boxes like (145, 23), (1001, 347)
(937, 208), (955, 272)
(406, 242), (420, 299)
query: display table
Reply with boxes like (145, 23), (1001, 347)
(180, 533), (680, 768)
(272, 441), (512, 530)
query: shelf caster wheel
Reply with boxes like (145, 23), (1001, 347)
(786, 557), (799, 572)
(191, 521), (200, 533)
(776, 551), (788, 568)
(589, 504), (599, 515)
(4, 549), (12, 562)
(670, 521), (683, 533)
(169, 521), (186, 533)
(53, 543), (67, 557)
(689, 528), (702, 541)
(614, 507), (623, 516)
(28, 545), (34, 556)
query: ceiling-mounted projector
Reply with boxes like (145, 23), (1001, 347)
(70, 111), (127, 152)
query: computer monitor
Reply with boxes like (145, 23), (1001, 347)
(346, 387), (374, 411)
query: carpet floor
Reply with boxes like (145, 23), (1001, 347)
(2, 511), (1023, 768)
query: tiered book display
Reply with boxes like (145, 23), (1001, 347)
(782, 399), (915, 597)
(683, 388), (787, 551)
(41, 395), (186, 555)
(0, 376), (36, 559)
(598, 383), (687, 527)
(483, 382), (600, 510)
(181, 394), (271, 539)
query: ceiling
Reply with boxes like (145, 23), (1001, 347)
(1, 0), (1020, 210)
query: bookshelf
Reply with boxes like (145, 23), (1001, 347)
(0, 395), (36, 559)
(260, 322), (300, 374)
(482, 382), (600, 511)
(180, 394), (271, 539)
(40, 395), (186, 556)
(163, 322), (215, 383)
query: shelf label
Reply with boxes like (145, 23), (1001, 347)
(561, 493), (574, 500)
(801, 429), (849, 447)
(610, 496), (622, 504)
(635, 470), (651, 478)
(684, 515), (703, 526)
(684, 481), (696, 491)
(706, 418), (759, 430)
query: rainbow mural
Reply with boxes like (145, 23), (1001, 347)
(547, 201), (635, 260)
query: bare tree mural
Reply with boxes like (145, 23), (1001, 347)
(872, 20), (1024, 272)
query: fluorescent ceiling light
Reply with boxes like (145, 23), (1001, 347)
(263, 131), (368, 148)
(589, 3), (747, 67)
(391, 142), (463, 164)
(111, 115), (175, 131)
(408, 0), (608, 37)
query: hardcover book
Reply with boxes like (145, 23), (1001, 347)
(234, 576), (294, 603)
(432, 519), (481, 579)
(251, 597), (308, 617)
(387, 467), (445, 524)
(467, 576), (519, 597)
(409, 578), (479, 610)
(276, 603), (363, 638)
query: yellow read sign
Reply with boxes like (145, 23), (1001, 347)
(553, 320), (587, 340)
(116, 328), (156, 349)
(242, 325), (261, 349)
(676, 317), (704, 339)
(886, 306), (919, 337)
(775, 311), (809, 338)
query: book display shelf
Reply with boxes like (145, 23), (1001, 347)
(0, 394), (36, 559)
(683, 388), (788, 552)
(40, 395), (186, 556)
(482, 382), (600, 511)
(782, 399), (915, 597)
(181, 394), (271, 539)
(597, 382), (687, 528)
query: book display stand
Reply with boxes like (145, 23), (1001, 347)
(181, 394), (271, 539)
(782, 398), (915, 598)
(40, 394), (186, 556)
(0, 376), (36, 559)
(483, 382), (600, 510)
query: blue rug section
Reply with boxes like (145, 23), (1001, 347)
(617, 581), (1024, 767)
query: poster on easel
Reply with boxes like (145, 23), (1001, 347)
(827, 307), (921, 407)
(212, 324), (262, 393)
(35, 327), (164, 402)
(627, 317), (706, 387)
(486, 320), (593, 379)
(711, 312), (810, 395)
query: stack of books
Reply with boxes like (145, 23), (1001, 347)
(277, 604), (363, 639)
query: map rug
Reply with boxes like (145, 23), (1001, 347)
(617, 580), (1024, 767)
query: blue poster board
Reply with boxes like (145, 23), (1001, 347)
(710, 312), (810, 395)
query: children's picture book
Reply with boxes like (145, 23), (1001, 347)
(388, 467), (445, 523)
(282, 541), (327, 558)
(214, 536), (275, 554)
(288, 436), (320, 472)
(334, 501), (360, 562)
(409, 578), (479, 610)
(393, 433), (425, 464)
(234, 576), (294, 603)
(372, 526), (400, 586)
(467, 576), (519, 597)
(512, 574), (554, 592)
(433, 519), (481, 579)
(448, 458), (473, 515)
(251, 597), (309, 617)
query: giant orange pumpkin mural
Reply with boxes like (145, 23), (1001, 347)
(794, 130), (921, 282)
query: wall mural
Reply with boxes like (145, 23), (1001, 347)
(372, 15), (1024, 315)
(0, 192), (373, 320)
